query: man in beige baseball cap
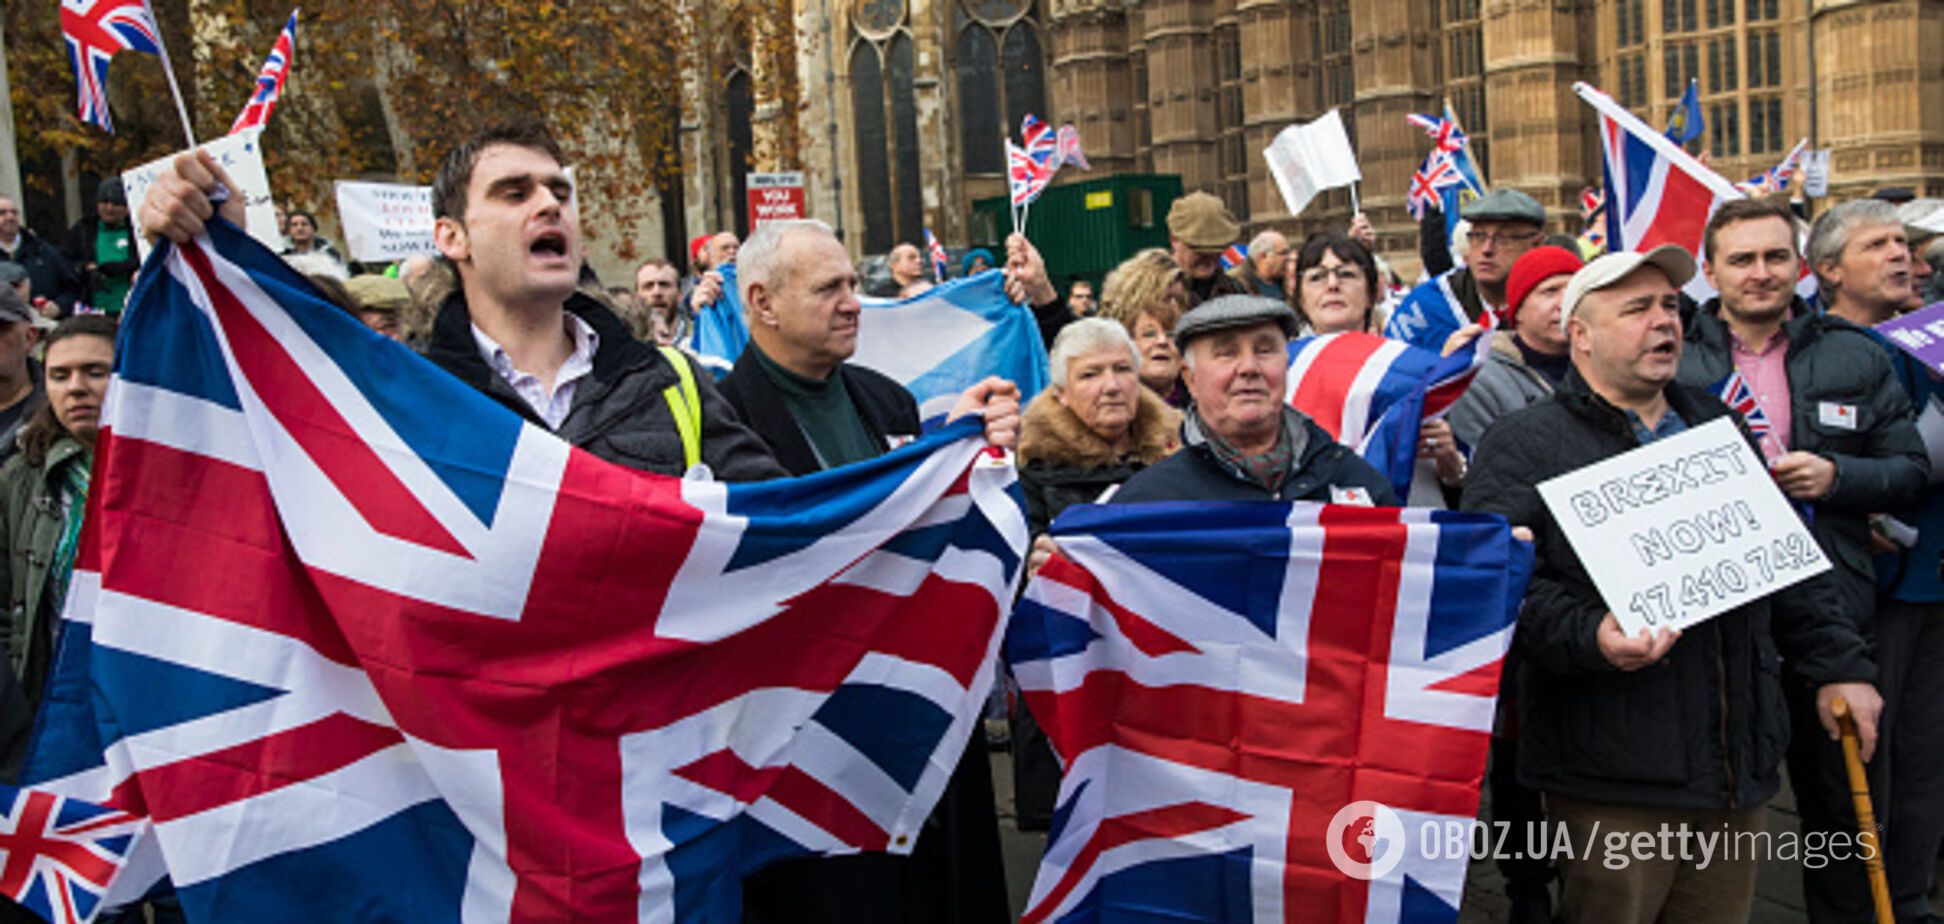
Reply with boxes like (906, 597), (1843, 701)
(1463, 240), (1882, 924)
(1166, 191), (1248, 308)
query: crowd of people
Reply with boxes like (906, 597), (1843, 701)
(0, 110), (1940, 923)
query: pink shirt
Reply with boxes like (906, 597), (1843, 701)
(1730, 327), (1791, 463)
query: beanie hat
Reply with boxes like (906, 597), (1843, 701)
(1505, 245), (1584, 326)
(689, 234), (712, 267)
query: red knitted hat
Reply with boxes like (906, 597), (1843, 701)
(1505, 245), (1584, 326)
(689, 234), (713, 266)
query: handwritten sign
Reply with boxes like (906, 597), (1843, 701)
(335, 181), (437, 263)
(1536, 416), (1830, 635)
(1875, 301), (1944, 375)
(746, 172), (805, 230)
(124, 130), (279, 263)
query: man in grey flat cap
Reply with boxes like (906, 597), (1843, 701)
(1109, 295), (1396, 505)
(1390, 188), (1548, 352)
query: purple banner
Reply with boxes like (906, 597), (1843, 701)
(1874, 302), (1944, 374)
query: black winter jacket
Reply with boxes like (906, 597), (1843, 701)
(1462, 370), (1874, 810)
(0, 231), (79, 312)
(423, 291), (786, 482)
(716, 348), (921, 477)
(1677, 300), (1926, 628)
(58, 216), (137, 310)
(1113, 406), (1398, 506)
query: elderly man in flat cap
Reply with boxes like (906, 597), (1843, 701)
(1166, 192), (1251, 309)
(1392, 187), (1549, 352)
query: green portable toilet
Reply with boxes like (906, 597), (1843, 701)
(971, 174), (1184, 296)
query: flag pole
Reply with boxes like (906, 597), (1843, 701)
(142, 0), (198, 148)
(1349, 182), (1361, 217)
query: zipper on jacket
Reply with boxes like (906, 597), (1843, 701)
(1714, 621), (1737, 809)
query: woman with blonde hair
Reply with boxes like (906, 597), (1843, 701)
(1096, 248), (1190, 407)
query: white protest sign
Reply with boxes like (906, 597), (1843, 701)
(335, 181), (437, 263)
(1263, 109), (1361, 218)
(125, 130), (280, 263)
(1802, 148), (1831, 198)
(1536, 416), (1830, 636)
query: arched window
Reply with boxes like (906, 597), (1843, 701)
(954, 1), (1045, 176)
(849, 1), (922, 254)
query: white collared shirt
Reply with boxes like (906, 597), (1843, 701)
(471, 313), (600, 430)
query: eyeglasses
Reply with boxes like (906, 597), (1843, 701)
(1466, 229), (1542, 248)
(1300, 266), (1366, 287)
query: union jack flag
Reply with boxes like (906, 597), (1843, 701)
(1406, 156), (1460, 221)
(60, 0), (162, 133)
(1022, 113), (1060, 170)
(1007, 501), (1531, 923)
(1056, 124), (1091, 172)
(1404, 106), (1483, 227)
(229, 9), (298, 135)
(31, 218), (1026, 922)
(1219, 242), (1248, 272)
(1009, 139), (1054, 208)
(0, 784), (145, 924)
(1580, 185), (1606, 218)
(1736, 138), (1808, 197)
(1287, 324), (1493, 499)
(1714, 369), (1779, 456)
(925, 227), (949, 281)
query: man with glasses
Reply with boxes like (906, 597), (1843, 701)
(1389, 188), (1547, 352)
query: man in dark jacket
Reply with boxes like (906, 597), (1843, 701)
(1109, 295), (1396, 506)
(0, 196), (79, 314)
(1463, 246), (1881, 923)
(718, 217), (1017, 924)
(61, 179), (138, 314)
(1391, 188), (1546, 352)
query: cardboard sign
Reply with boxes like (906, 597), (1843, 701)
(124, 130), (280, 262)
(1536, 417), (1830, 635)
(1876, 301), (1944, 374)
(335, 181), (437, 263)
(746, 172), (805, 230)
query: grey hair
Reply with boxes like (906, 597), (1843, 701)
(1048, 317), (1139, 390)
(736, 218), (840, 312)
(1806, 199), (1902, 289)
(1247, 230), (1285, 261)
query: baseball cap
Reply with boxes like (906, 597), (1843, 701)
(1167, 192), (1241, 253)
(1559, 245), (1696, 333)
(97, 177), (125, 205)
(0, 283), (35, 326)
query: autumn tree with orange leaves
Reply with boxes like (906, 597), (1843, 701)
(8, 0), (799, 260)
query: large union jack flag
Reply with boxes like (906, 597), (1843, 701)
(29, 218), (1026, 922)
(0, 785), (145, 924)
(229, 9), (299, 135)
(60, 0), (162, 133)
(1007, 502), (1531, 923)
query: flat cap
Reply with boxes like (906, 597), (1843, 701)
(1167, 191), (1240, 252)
(1462, 188), (1545, 225)
(1173, 294), (1299, 347)
(343, 274), (410, 313)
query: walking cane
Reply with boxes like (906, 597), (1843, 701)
(1832, 696), (1894, 924)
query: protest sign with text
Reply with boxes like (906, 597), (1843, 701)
(747, 172), (806, 230)
(1537, 417), (1830, 635)
(124, 130), (279, 262)
(334, 181), (437, 262)
(1263, 109), (1360, 218)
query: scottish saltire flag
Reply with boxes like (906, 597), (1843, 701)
(1219, 242), (1248, 272)
(41, 217), (1026, 922)
(1384, 270), (1476, 354)
(0, 785), (145, 924)
(852, 271), (1051, 426)
(686, 262), (752, 374)
(925, 228), (949, 281)
(1665, 79), (1703, 145)
(1714, 370), (1780, 458)
(61, 0), (162, 133)
(1286, 329), (1491, 499)
(229, 9), (298, 135)
(1007, 502), (1532, 923)
(1056, 125), (1091, 172)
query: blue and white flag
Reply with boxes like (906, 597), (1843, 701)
(853, 272), (1050, 427)
(687, 263), (751, 375)
(1384, 270), (1474, 354)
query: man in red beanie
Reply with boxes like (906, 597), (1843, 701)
(682, 230), (741, 316)
(1446, 244), (1580, 450)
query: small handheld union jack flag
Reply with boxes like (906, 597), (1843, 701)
(0, 784), (145, 924)
(1715, 370), (1778, 454)
(1021, 113), (1059, 170)
(1055, 125), (1090, 172)
(230, 9), (299, 135)
(924, 227), (949, 281)
(60, 0), (162, 133)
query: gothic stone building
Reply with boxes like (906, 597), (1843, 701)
(674, 0), (1944, 276)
